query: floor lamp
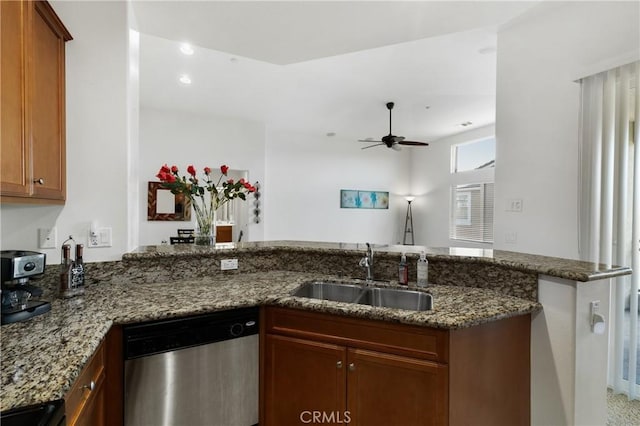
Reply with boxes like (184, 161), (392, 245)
(403, 196), (415, 245)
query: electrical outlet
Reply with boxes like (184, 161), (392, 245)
(87, 227), (112, 248)
(220, 259), (238, 270)
(38, 227), (57, 249)
(504, 232), (518, 244)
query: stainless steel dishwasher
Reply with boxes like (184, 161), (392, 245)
(123, 307), (259, 426)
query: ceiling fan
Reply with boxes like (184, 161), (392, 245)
(359, 102), (429, 150)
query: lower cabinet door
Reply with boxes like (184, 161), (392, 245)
(264, 334), (347, 426)
(347, 348), (448, 426)
(73, 383), (105, 426)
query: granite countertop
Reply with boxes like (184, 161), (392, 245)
(0, 271), (540, 411)
(125, 240), (632, 282)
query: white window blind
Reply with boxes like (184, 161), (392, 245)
(579, 61), (639, 399)
(450, 183), (494, 243)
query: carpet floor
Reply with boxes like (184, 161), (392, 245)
(608, 389), (640, 425)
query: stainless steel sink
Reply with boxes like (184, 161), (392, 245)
(291, 281), (364, 303)
(291, 281), (433, 311)
(356, 287), (433, 311)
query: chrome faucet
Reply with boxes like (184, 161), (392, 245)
(359, 243), (374, 282)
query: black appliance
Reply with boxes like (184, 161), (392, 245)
(0, 399), (65, 426)
(1, 250), (51, 325)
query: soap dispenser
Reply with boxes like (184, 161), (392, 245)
(398, 253), (408, 285)
(417, 251), (428, 287)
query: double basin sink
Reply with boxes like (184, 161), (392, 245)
(291, 281), (432, 312)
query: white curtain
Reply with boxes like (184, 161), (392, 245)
(579, 61), (639, 400)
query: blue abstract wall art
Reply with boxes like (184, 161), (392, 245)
(340, 190), (389, 209)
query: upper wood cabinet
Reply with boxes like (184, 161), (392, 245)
(0, 0), (72, 204)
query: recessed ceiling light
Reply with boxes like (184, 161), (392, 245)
(179, 74), (192, 85)
(425, 106), (431, 110)
(180, 43), (194, 55)
(460, 121), (473, 127)
(326, 132), (336, 137)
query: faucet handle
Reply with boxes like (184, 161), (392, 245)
(359, 257), (370, 268)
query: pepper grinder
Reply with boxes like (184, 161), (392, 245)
(59, 242), (74, 298)
(59, 236), (85, 298)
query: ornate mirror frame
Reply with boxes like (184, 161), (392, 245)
(147, 181), (191, 221)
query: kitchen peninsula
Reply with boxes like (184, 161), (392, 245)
(0, 241), (631, 425)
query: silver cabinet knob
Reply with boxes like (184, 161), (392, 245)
(336, 361), (343, 369)
(348, 363), (355, 371)
(82, 380), (95, 392)
(33, 178), (44, 185)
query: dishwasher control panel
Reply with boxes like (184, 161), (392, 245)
(123, 307), (259, 359)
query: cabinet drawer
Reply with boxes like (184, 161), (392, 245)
(265, 307), (448, 362)
(65, 340), (105, 426)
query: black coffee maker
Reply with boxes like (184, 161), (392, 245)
(1, 250), (51, 325)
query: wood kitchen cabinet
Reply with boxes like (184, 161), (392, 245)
(65, 326), (124, 426)
(264, 335), (347, 425)
(0, 0), (72, 204)
(262, 307), (530, 426)
(347, 348), (448, 425)
(65, 338), (106, 426)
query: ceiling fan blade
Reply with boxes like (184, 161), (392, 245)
(358, 139), (382, 143)
(361, 143), (384, 150)
(398, 140), (429, 146)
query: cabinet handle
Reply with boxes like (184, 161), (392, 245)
(348, 363), (355, 371)
(82, 380), (95, 392)
(336, 361), (343, 369)
(33, 178), (45, 185)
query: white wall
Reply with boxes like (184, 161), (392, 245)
(126, 20), (140, 252)
(0, 1), (130, 263)
(532, 276), (611, 425)
(264, 130), (410, 244)
(494, 1), (640, 259)
(138, 107), (266, 245)
(410, 125), (495, 247)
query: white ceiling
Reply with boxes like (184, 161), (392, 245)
(133, 1), (539, 143)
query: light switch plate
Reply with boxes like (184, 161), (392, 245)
(506, 199), (523, 212)
(220, 259), (238, 270)
(38, 227), (57, 249)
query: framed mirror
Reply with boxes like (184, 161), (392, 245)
(147, 181), (191, 221)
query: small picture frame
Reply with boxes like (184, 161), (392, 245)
(147, 182), (192, 221)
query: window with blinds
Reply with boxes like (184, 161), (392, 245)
(449, 136), (495, 244)
(450, 183), (494, 243)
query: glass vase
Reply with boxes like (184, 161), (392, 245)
(194, 208), (217, 246)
